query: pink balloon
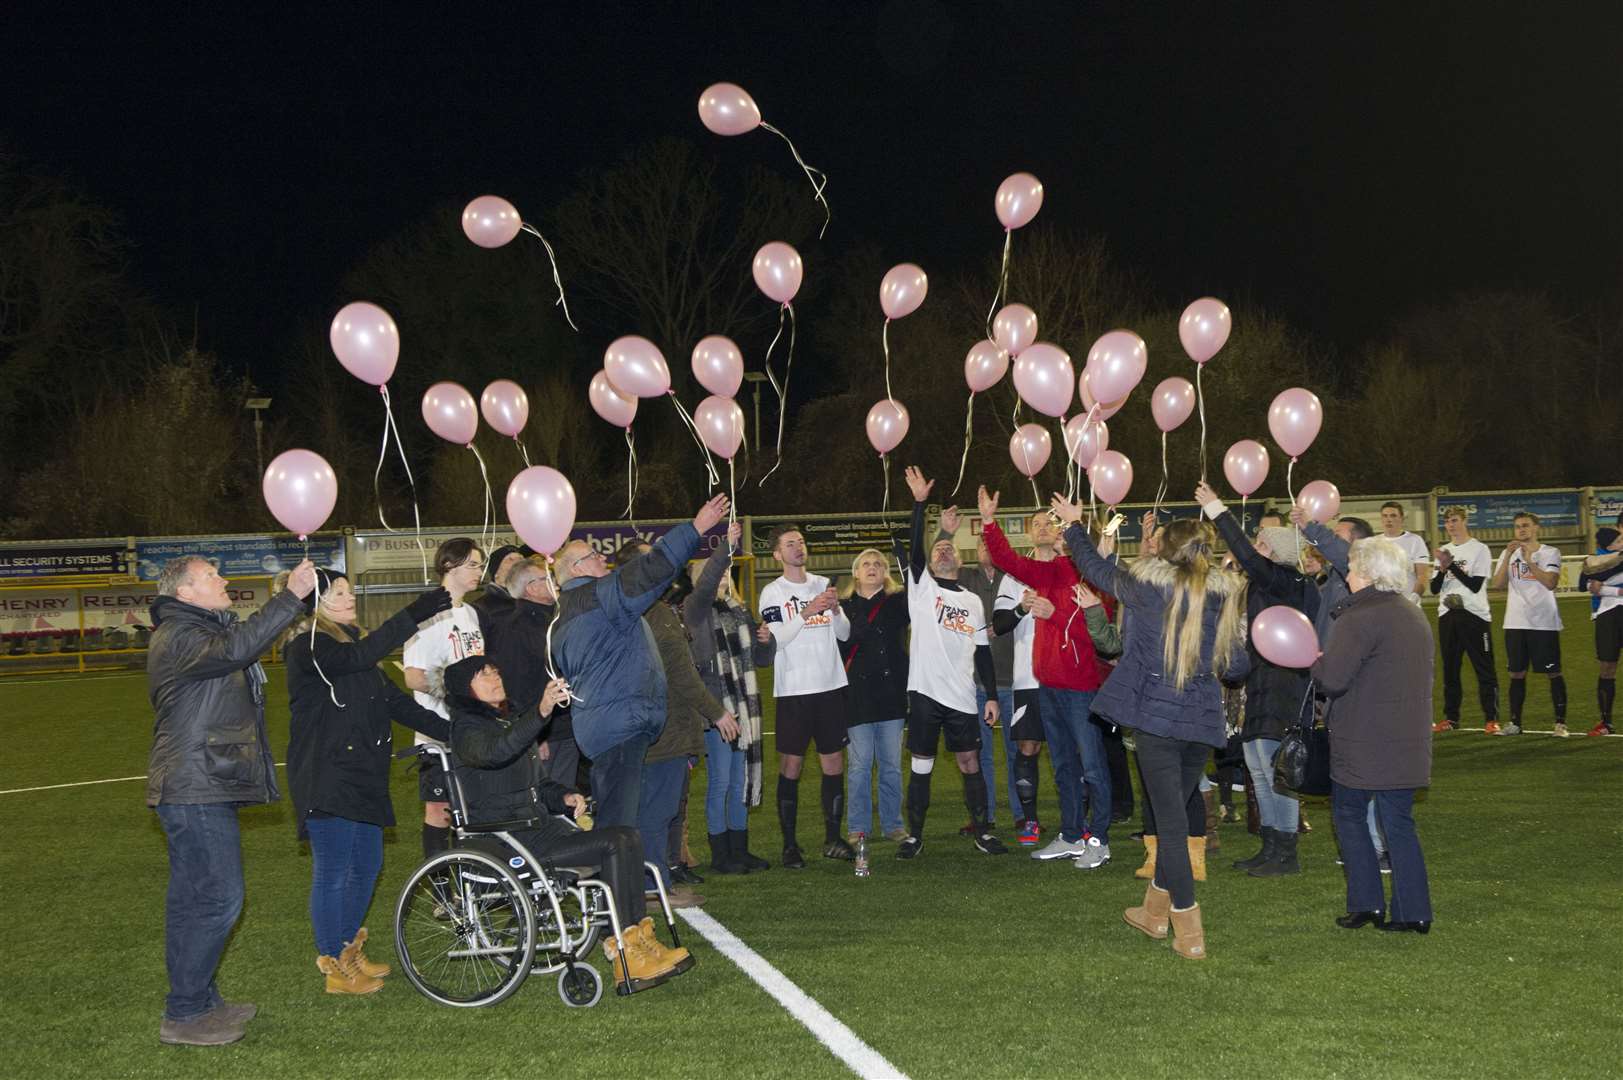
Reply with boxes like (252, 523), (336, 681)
(691, 335), (744, 398)
(697, 82), (762, 136)
(1223, 439), (1270, 496)
(461, 195), (523, 249)
(1179, 297), (1232, 364)
(1012, 343), (1074, 418)
(1009, 423), (1052, 477)
(1151, 376), (1197, 433)
(1252, 605), (1320, 669)
(479, 380), (529, 438)
(1085, 329), (1148, 404)
(879, 263), (928, 320)
(506, 466), (577, 555)
(1078, 369), (1126, 421)
(1296, 480), (1342, 524)
(695, 395), (746, 460)
(422, 382), (478, 445)
(752, 241), (803, 304)
(1089, 450), (1134, 506)
(866, 399), (910, 455)
(964, 339), (1009, 393)
(329, 302), (399, 386)
(992, 303), (1039, 357)
(588, 370), (638, 428)
(604, 335), (671, 399)
(1064, 415), (1109, 467)
(262, 449), (337, 539)
(1268, 387), (1324, 459)
(995, 172), (1044, 230)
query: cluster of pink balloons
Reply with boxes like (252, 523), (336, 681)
(461, 195), (524, 249)
(1178, 298), (1232, 364)
(1253, 605), (1319, 668)
(263, 448), (338, 539)
(506, 465), (578, 555)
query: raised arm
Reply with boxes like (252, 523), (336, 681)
(451, 707), (548, 770)
(1204, 498), (1297, 595)
(1585, 550), (1623, 575)
(684, 522), (741, 629)
(904, 466), (933, 582)
(381, 681), (453, 743)
(300, 589), (452, 678)
(1295, 511), (1350, 574)
(164, 589), (307, 682)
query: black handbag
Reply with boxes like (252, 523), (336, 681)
(1273, 683), (1331, 797)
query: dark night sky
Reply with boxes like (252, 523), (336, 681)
(4, 1), (1618, 385)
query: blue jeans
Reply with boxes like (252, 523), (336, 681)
(845, 718), (904, 836)
(638, 757), (690, 888)
(1039, 687), (1110, 843)
(976, 687), (1018, 821)
(593, 733), (652, 829)
(1332, 783), (1432, 922)
(703, 727), (749, 833)
(305, 815), (385, 957)
(1243, 737), (1299, 833)
(154, 803), (246, 1022)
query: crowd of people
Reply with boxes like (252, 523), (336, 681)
(141, 481), (1621, 1044)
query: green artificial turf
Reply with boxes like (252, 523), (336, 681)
(1, 597), (1619, 1079)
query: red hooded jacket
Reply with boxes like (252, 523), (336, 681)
(982, 521), (1113, 692)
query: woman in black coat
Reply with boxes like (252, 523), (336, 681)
(1197, 482), (1320, 877)
(282, 570), (452, 994)
(838, 547), (911, 843)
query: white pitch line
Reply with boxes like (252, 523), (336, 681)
(0, 762), (288, 796)
(677, 907), (909, 1080)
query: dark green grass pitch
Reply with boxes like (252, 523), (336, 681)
(1, 597), (1619, 1079)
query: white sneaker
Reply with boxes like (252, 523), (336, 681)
(1031, 835), (1087, 861)
(1072, 836), (1111, 870)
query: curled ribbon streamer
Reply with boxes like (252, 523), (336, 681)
(1154, 430), (1170, 518)
(467, 442), (495, 555)
(1286, 455), (1305, 572)
(949, 391), (976, 497)
(882, 318), (896, 408)
(668, 393), (721, 489)
(517, 439), (532, 469)
(984, 230), (1012, 341)
(375, 385), (430, 583)
(517, 223), (579, 331)
(758, 302), (796, 486)
(728, 458), (737, 533)
(880, 453), (891, 525)
(624, 426), (639, 523)
(541, 558), (584, 706)
(1196, 363), (1209, 483)
(759, 122), (830, 239)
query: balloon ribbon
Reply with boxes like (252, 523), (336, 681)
(983, 230), (1012, 341)
(624, 426), (639, 524)
(949, 391), (975, 498)
(1196, 363), (1209, 483)
(518, 223), (579, 331)
(759, 122), (830, 239)
(668, 393), (721, 488)
(758, 302), (796, 486)
(374, 384), (429, 583)
(468, 442), (495, 556)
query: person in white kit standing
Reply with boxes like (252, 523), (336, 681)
(1379, 501), (1432, 601)
(896, 466), (1005, 860)
(1489, 511), (1566, 736)
(758, 522), (854, 868)
(1430, 506), (1499, 732)
(1581, 521), (1623, 736)
(402, 538), (486, 863)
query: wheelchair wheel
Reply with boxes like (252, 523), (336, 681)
(395, 850), (536, 1008)
(557, 964), (604, 1008)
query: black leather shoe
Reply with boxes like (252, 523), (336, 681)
(669, 864), (704, 886)
(1378, 920), (1431, 934)
(1335, 911), (1386, 930)
(781, 845), (806, 870)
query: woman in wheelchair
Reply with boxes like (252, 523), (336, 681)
(442, 654), (693, 990)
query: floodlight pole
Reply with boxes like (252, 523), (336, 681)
(245, 397), (272, 477)
(742, 371), (768, 453)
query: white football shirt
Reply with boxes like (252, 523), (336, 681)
(994, 573), (1038, 691)
(1437, 539), (1493, 622)
(906, 572), (989, 715)
(758, 574), (850, 697)
(1497, 544), (1562, 631)
(404, 603), (485, 746)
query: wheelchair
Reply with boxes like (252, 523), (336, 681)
(392, 744), (686, 1009)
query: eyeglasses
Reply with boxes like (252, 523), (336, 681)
(570, 550), (606, 572)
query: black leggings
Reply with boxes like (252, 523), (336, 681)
(1136, 749), (1205, 838)
(516, 821), (647, 927)
(1134, 732), (1211, 909)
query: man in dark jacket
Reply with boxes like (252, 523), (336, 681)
(145, 554), (315, 1045)
(483, 558), (577, 788)
(550, 494), (729, 830)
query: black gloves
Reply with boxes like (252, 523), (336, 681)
(404, 587), (453, 624)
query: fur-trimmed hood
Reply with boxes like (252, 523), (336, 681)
(1127, 556), (1247, 599)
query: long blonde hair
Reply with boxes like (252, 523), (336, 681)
(272, 570), (349, 645)
(1150, 519), (1246, 689)
(838, 548), (901, 599)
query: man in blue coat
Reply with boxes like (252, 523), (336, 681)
(550, 494), (729, 829)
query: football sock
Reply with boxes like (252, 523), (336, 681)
(1509, 679), (1525, 722)
(1550, 676), (1567, 722)
(1599, 678), (1615, 726)
(962, 770), (989, 832)
(1014, 751), (1041, 824)
(777, 776), (799, 849)
(821, 774), (843, 843)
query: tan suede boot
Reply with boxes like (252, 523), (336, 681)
(1170, 904), (1207, 960)
(1188, 835), (1208, 882)
(1123, 883), (1171, 939)
(636, 917), (692, 972)
(317, 954), (383, 995)
(341, 926), (391, 979)
(1134, 836), (1158, 880)
(1202, 788), (1221, 854)
(603, 928), (672, 992)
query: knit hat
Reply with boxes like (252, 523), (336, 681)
(304, 568), (348, 611)
(1256, 526), (1303, 566)
(485, 545), (528, 581)
(444, 654), (495, 706)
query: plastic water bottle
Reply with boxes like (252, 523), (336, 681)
(854, 833), (870, 878)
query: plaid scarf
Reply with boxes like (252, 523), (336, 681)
(711, 599), (765, 807)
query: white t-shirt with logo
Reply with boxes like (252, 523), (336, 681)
(906, 572), (989, 715)
(404, 603), (485, 745)
(994, 573), (1037, 691)
(1496, 544), (1562, 631)
(1437, 538), (1493, 622)
(1388, 531), (1431, 605)
(758, 574), (850, 697)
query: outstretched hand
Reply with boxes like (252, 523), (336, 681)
(940, 505), (961, 535)
(1049, 493), (1083, 524)
(693, 493), (730, 534)
(1194, 480), (1220, 508)
(287, 559), (317, 599)
(1289, 505), (1308, 528)
(977, 485), (1000, 523)
(904, 465), (934, 503)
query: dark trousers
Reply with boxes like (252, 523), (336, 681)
(1440, 610), (1498, 722)
(542, 735), (581, 792)
(667, 765), (692, 865)
(637, 757), (689, 888)
(1136, 751), (1204, 837)
(154, 803), (246, 1022)
(518, 819), (647, 926)
(305, 815), (384, 957)
(1332, 783), (1432, 923)
(1135, 732), (1210, 909)
(1102, 721), (1134, 821)
(592, 733), (651, 830)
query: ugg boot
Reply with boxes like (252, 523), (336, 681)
(341, 926), (391, 979)
(1170, 904), (1207, 959)
(636, 917), (693, 973)
(317, 954), (383, 995)
(1202, 788), (1221, 854)
(1123, 883), (1171, 939)
(1249, 829), (1300, 876)
(1134, 836), (1158, 880)
(1232, 826), (1275, 871)
(1187, 835), (1208, 882)
(707, 832), (747, 875)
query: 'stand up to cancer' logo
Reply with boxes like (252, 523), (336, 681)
(934, 595), (974, 636)
(785, 595), (832, 627)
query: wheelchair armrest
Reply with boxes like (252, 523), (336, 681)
(460, 817), (540, 834)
